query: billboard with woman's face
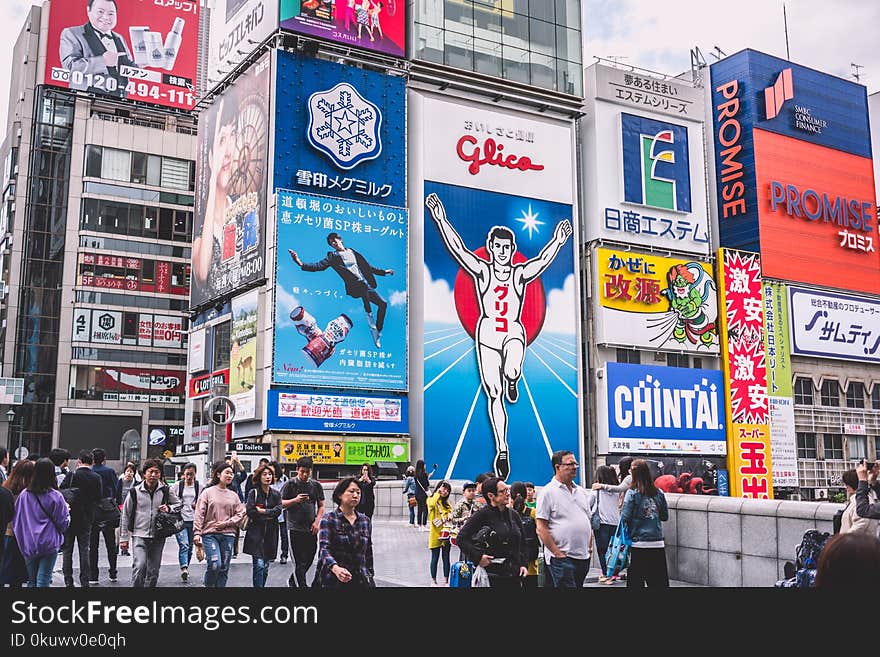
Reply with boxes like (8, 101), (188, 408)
(191, 52), (271, 308)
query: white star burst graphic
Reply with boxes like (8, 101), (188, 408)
(515, 205), (544, 239)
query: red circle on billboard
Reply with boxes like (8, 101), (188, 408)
(452, 247), (546, 345)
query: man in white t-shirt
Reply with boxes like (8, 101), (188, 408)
(536, 450), (594, 588)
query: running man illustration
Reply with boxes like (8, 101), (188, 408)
(425, 193), (572, 481)
(289, 232), (394, 348)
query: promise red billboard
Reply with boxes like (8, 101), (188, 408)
(45, 0), (199, 111)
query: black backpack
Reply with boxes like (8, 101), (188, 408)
(177, 479), (200, 501)
(519, 511), (539, 562)
(59, 471), (80, 507)
(832, 508), (844, 535)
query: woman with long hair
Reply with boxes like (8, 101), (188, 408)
(243, 463), (282, 588)
(269, 462), (289, 565)
(316, 477), (375, 588)
(594, 465), (622, 584)
(12, 458), (69, 587)
(402, 465), (417, 526)
(0, 460), (36, 587)
(193, 461), (246, 588)
(356, 464), (376, 519)
(413, 460), (434, 531)
(620, 459), (669, 588)
(510, 481), (539, 589)
(427, 480), (453, 586)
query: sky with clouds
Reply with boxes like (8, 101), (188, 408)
(0, 1), (878, 128)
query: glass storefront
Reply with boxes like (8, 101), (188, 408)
(412, 0), (583, 96)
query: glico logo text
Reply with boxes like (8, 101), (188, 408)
(621, 113), (691, 213)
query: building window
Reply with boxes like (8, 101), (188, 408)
(847, 435), (867, 462)
(794, 377), (813, 405)
(616, 348), (640, 364)
(824, 434), (844, 460)
(820, 380), (840, 407)
(692, 357), (703, 370)
(212, 321), (231, 371)
(666, 353), (688, 368)
(797, 432), (816, 459)
(846, 382), (866, 408)
(872, 385), (880, 410)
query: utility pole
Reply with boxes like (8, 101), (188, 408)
(851, 63), (864, 83)
(783, 4), (791, 60)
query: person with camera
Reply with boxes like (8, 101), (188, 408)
(456, 477), (528, 589)
(119, 459), (181, 588)
(855, 460), (880, 520)
(194, 461), (247, 588)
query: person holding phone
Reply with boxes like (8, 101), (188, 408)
(855, 460), (880, 520)
(281, 457), (325, 588)
(413, 460), (435, 532)
(244, 464), (282, 588)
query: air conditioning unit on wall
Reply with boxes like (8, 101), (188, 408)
(815, 488), (829, 500)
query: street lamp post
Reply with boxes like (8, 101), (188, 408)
(6, 407), (21, 463)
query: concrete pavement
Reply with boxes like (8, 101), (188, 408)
(46, 519), (699, 588)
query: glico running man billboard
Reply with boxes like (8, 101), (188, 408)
(280, 0), (405, 59)
(191, 52), (270, 308)
(416, 93), (580, 484)
(593, 247), (719, 353)
(273, 51), (406, 208)
(45, 0), (199, 110)
(710, 49), (879, 295)
(273, 190), (408, 391)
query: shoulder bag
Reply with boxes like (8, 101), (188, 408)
(152, 486), (184, 540)
(34, 492), (67, 541)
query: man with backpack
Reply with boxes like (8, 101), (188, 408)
(174, 463), (201, 582)
(119, 459), (181, 587)
(60, 450), (102, 587)
(88, 448), (121, 584)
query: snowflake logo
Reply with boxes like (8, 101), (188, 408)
(307, 83), (383, 171)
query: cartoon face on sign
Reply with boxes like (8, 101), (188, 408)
(307, 83), (383, 170)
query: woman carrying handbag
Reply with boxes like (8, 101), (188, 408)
(243, 464), (282, 588)
(619, 459), (670, 588)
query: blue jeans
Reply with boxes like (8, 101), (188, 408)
(203, 534), (235, 588)
(547, 555), (590, 588)
(253, 557), (270, 588)
(430, 544), (451, 581)
(175, 521), (195, 568)
(26, 553), (58, 588)
(408, 501), (415, 525)
(596, 524), (616, 575)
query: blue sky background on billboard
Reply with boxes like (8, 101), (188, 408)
(3, 1), (880, 126)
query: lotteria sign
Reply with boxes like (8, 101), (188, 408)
(710, 49), (880, 295)
(602, 362), (726, 455)
(188, 369), (230, 398)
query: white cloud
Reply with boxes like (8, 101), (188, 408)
(0, 2), (39, 130)
(541, 274), (578, 336)
(584, 1), (880, 93)
(273, 285), (300, 329)
(423, 264), (457, 324)
(389, 290), (407, 307)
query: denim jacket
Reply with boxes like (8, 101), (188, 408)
(402, 476), (416, 497)
(620, 488), (668, 544)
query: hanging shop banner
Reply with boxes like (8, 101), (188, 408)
(208, 0), (276, 91)
(45, 0), (198, 110)
(273, 190), (408, 391)
(763, 281), (798, 488)
(280, 0), (405, 59)
(267, 388), (407, 435)
(72, 309), (184, 348)
(418, 94), (579, 485)
(229, 289), (259, 421)
(345, 439), (409, 465)
(789, 286), (880, 363)
(717, 249), (773, 499)
(191, 51), (270, 308)
(278, 438), (345, 465)
(599, 362), (726, 455)
(188, 369), (230, 399)
(189, 327), (207, 374)
(273, 51), (406, 208)
(594, 247), (719, 352)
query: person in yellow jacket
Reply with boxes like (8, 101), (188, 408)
(427, 481), (453, 587)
